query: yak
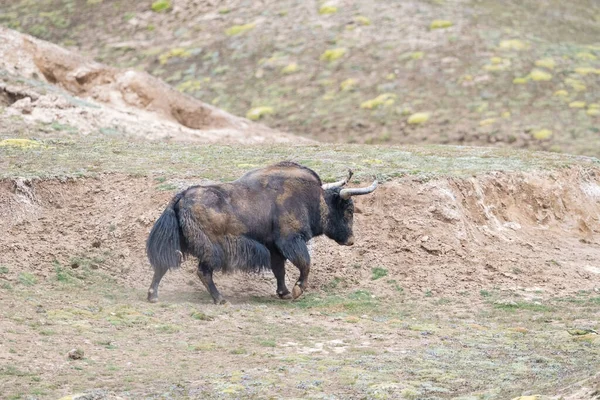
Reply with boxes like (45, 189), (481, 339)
(146, 161), (377, 304)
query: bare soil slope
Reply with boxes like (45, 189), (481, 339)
(1, 167), (599, 302)
(0, 27), (309, 144)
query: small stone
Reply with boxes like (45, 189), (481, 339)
(494, 299), (518, 307)
(11, 97), (33, 114)
(68, 348), (84, 360)
(292, 285), (303, 299)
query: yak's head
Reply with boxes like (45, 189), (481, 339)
(322, 170), (378, 246)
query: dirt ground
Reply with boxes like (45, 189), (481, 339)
(1, 168), (600, 399)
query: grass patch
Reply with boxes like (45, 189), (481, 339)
(291, 290), (378, 314)
(55, 263), (75, 283)
(151, 0), (171, 12)
(191, 342), (217, 352)
(493, 301), (554, 312)
(386, 279), (404, 293)
(190, 311), (214, 321)
(324, 277), (343, 290)
(69, 255), (105, 270)
(18, 272), (36, 286)
(371, 267), (388, 280)
(0, 136), (595, 181)
(156, 183), (179, 191)
(0, 365), (35, 377)
(50, 122), (78, 134)
(259, 339), (277, 347)
(251, 290), (380, 315)
(95, 340), (117, 350)
(156, 324), (181, 334)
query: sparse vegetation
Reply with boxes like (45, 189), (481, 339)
(17, 272), (36, 286)
(493, 300), (554, 312)
(0, 135), (595, 181)
(150, 0), (171, 13)
(371, 267), (388, 280)
(190, 311), (214, 321)
(55, 264), (74, 283)
(0, 270), (599, 398)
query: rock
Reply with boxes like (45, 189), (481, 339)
(421, 241), (441, 255)
(11, 97), (33, 114)
(68, 348), (84, 360)
(494, 299), (518, 307)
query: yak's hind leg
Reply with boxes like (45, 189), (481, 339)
(147, 268), (168, 303)
(276, 236), (310, 299)
(197, 261), (227, 305)
(271, 251), (292, 299)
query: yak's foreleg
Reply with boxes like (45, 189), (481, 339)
(292, 259), (310, 300)
(276, 236), (310, 300)
(270, 251), (292, 299)
(197, 262), (227, 305)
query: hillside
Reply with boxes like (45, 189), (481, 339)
(0, 27), (308, 144)
(2, 0), (600, 153)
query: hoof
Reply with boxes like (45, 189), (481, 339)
(292, 285), (304, 299)
(278, 292), (293, 300)
(215, 298), (228, 305)
(147, 290), (158, 303)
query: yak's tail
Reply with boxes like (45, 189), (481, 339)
(146, 192), (185, 274)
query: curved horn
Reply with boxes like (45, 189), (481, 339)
(339, 180), (378, 200)
(322, 169), (354, 190)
